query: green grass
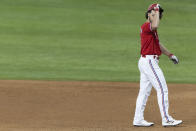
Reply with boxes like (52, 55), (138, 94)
(0, 0), (195, 83)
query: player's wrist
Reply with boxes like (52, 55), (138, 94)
(168, 54), (174, 58)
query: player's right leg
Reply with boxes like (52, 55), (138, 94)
(133, 57), (154, 127)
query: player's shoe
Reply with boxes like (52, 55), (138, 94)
(162, 119), (183, 127)
(133, 120), (154, 127)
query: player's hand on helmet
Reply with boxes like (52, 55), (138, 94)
(154, 4), (160, 11)
(169, 54), (179, 64)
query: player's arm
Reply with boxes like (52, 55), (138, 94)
(159, 43), (172, 57)
(160, 43), (179, 64)
(150, 4), (160, 31)
(151, 10), (160, 31)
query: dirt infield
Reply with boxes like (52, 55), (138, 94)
(0, 80), (195, 131)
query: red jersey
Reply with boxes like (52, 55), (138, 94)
(140, 22), (161, 56)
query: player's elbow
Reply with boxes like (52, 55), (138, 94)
(151, 22), (159, 31)
(151, 25), (158, 31)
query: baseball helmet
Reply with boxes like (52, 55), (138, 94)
(145, 3), (164, 19)
(147, 3), (164, 12)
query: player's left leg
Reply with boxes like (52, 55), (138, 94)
(147, 59), (182, 126)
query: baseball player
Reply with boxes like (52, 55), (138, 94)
(133, 4), (183, 127)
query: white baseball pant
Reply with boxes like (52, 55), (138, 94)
(133, 55), (172, 123)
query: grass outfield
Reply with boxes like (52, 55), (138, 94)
(0, 0), (195, 83)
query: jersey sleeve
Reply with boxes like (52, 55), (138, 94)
(142, 23), (153, 33)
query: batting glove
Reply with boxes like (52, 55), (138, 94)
(154, 4), (160, 11)
(169, 54), (179, 64)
